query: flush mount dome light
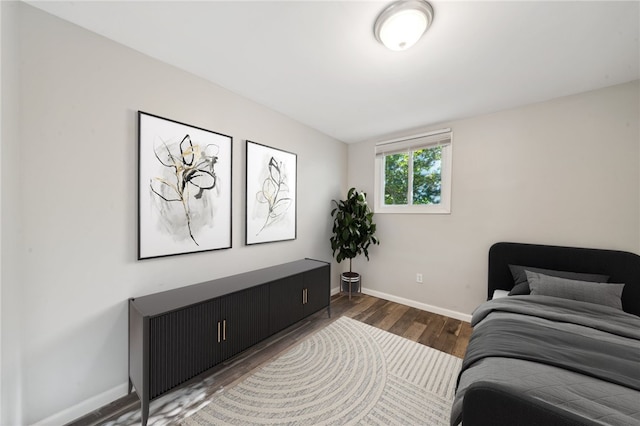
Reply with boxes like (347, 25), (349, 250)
(374, 0), (434, 51)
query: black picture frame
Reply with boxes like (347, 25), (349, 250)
(138, 111), (232, 259)
(245, 140), (297, 245)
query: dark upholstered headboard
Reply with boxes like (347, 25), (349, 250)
(488, 242), (640, 317)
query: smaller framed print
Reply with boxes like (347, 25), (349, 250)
(138, 111), (232, 259)
(245, 140), (297, 245)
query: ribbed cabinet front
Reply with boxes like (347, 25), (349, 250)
(129, 259), (330, 426)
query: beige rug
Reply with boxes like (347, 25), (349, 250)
(181, 316), (462, 425)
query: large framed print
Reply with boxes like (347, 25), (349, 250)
(245, 141), (297, 245)
(138, 111), (232, 259)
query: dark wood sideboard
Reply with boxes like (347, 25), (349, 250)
(128, 258), (330, 426)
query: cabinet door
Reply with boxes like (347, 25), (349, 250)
(148, 298), (220, 399)
(219, 284), (270, 360)
(303, 265), (330, 315)
(269, 274), (305, 334)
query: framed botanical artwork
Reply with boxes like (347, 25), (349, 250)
(138, 111), (232, 259)
(245, 140), (297, 245)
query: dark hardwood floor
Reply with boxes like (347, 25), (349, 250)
(67, 293), (472, 426)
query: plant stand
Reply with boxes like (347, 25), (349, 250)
(340, 272), (361, 300)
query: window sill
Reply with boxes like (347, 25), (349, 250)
(374, 204), (451, 214)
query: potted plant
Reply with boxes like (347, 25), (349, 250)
(330, 188), (379, 297)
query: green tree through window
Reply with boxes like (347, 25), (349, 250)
(413, 146), (441, 204)
(384, 153), (408, 204)
(384, 146), (441, 205)
(375, 130), (451, 214)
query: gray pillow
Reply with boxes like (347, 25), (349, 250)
(508, 265), (609, 296)
(525, 270), (624, 310)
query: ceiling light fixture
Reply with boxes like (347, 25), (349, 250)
(374, 0), (434, 51)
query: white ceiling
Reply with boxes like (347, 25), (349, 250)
(27, 1), (640, 143)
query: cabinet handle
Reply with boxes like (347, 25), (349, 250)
(217, 321), (221, 343)
(223, 319), (227, 341)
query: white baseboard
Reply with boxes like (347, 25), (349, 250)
(360, 288), (472, 323)
(30, 383), (128, 426)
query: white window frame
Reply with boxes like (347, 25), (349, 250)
(374, 129), (452, 214)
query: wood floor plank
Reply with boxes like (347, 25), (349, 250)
(451, 321), (473, 358)
(432, 318), (462, 354)
(387, 307), (422, 336)
(417, 313), (447, 347)
(414, 308), (447, 327)
(351, 297), (389, 322)
(360, 300), (395, 326)
(402, 321), (428, 342)
(373, 302), (411, 331)
(340, 294), (379, 318)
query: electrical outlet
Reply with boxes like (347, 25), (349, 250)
(416, 273), (423, 283)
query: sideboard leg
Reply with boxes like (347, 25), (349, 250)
(141, 399), (149, 426)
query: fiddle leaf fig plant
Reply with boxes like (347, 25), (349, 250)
(330, 187), (379, 273)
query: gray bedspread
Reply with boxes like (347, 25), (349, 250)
(451, 296), (640, 426)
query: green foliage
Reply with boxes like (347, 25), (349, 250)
(413, 146), (441, 204)
(384, 153), (408, 204)
(330, 188), (380, 270)
(384, 146), (441, 205)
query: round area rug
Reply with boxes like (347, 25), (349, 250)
(180, 316), (462, 425)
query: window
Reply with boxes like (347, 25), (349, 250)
(374, 130), (452, 214)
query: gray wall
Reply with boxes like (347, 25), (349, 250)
(1, 3), (346, 424)
(1, 2), (24, 425)
(347, 80), (640, 317)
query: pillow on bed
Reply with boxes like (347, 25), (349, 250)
(525, 270), (624, 310)
(508, 265), (609, 296)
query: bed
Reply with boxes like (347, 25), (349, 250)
(451, 242), (640, 426)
